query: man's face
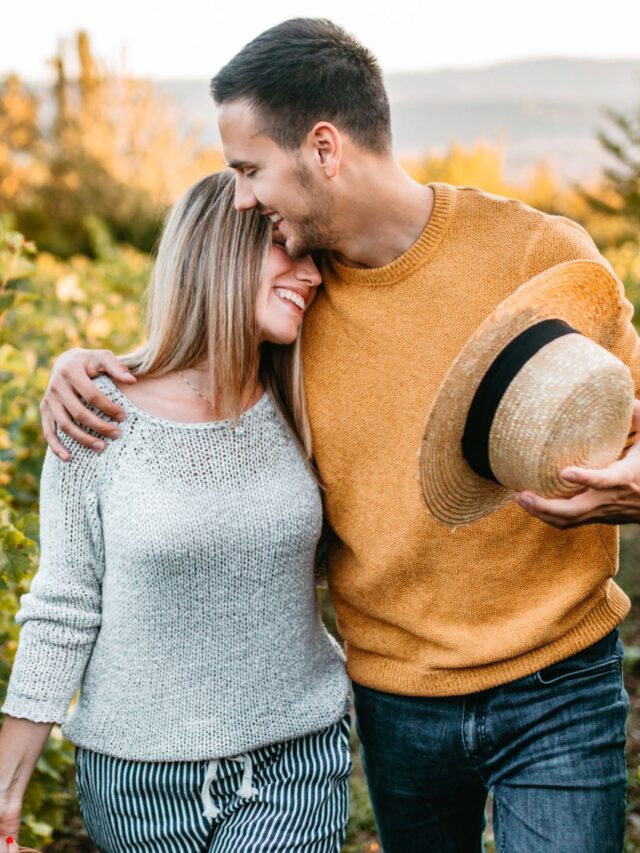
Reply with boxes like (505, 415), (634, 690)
(218, 99), (339, 258)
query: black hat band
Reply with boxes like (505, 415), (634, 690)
(461, 319), (579, 483)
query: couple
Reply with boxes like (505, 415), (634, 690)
(2, 17), (640, 853)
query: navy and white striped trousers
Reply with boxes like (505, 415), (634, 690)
(75, 715), (352, 852)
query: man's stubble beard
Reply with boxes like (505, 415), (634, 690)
(286, 160), (340, 259)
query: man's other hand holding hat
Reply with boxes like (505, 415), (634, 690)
(515, 400), (640, 528)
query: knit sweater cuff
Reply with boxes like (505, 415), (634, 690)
(1, 691), (68, 725)
(3, 619), (94, 727)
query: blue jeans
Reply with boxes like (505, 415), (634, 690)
(353, 629), (628, 853)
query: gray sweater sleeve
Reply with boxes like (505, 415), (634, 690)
(2, 441), (105, 723)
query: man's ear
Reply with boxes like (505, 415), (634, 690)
(307, 122), (342, 178)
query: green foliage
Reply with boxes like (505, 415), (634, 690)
(582, 105), (640, 235)
(2, 209), (640, 852)
(605, 241), (640, 313)
(0, 229), (74, 847)
(406, 140), (508, 195)
(0, 68), (640, 853)
(0, 224), (147, 847)
(0, 32), (224, 258)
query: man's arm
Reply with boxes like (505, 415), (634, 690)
(40, 348), (135, 460)
(514, 215), (640, 527)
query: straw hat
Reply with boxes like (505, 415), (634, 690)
(419, 259), (635, 527)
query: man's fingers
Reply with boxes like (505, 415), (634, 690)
(44, 399), (106, 451)
(40, 405), (70, 461)
(514, 429), (640, 527)
(41, 350), (127, 452)
(93, 350), (136, 384)
(515, 489), (601, 521)
(523, 510), (574, 529)
(55, 368), (126, 426)
(561, 462), (631, 491)
(53, 417), (105, 452)
(52, 388), (122, 439)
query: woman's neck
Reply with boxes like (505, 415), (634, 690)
(117, 366), (264, 424)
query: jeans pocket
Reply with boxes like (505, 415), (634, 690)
(535, 652), (622, 686)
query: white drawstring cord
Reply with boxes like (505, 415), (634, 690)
(235, 752), (259, 798)
(201, 753), (259, 821)
(201, 759), (221, 819)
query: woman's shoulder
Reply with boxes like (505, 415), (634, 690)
(86, 374), (138, 428)
(49, 374), (132, 469)
(90, 373), (127, 404)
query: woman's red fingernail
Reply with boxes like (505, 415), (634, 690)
(6, 837), (14, 844)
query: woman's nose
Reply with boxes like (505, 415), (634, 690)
(296, 256), (322, 288)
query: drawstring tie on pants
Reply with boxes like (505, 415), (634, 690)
(201, 753), (259, 820)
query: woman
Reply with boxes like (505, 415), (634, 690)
(0, 171), (351, 852)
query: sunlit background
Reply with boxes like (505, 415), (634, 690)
(2, 2), (640, 851)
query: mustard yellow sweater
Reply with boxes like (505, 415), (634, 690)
(302, 182), (640, 696)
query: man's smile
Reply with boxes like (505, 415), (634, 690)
(271, 221), (287, 245)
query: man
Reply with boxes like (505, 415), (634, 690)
(41, 19), (640, 852)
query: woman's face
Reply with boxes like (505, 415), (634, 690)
(256, 243), (322, 344)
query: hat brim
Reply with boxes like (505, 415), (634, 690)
(419, 260), (627, 527)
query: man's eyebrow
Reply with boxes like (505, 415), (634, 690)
(227, 159), (255, 170)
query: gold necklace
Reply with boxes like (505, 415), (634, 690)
(179, 371), (246, 436)
(179, 370), (214, 407)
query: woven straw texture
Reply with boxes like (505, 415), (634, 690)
(420, 260), (633, 526)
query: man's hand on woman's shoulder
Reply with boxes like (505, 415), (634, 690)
(41, 348), (135, 461)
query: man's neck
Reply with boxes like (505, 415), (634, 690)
(331, 162), (434, 269)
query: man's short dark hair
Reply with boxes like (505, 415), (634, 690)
(211, 18), (392, 154)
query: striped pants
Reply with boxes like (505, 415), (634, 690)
(75, 715), (351, 852)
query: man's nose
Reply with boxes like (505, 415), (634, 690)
(233, 178), (258, 212)
(297, 256), (323, 288)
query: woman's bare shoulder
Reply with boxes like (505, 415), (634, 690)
(110, 372), (216, 423)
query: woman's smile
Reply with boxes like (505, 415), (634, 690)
(273, 287), (308, 312)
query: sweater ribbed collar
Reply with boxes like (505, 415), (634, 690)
(325, 182), (455, 287)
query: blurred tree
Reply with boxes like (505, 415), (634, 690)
(51, 48), (70, 140)
(2, 31), (224, 257)
(0, 75), (42, 208)
(582, 103), (640, 236)
(77, 30), (103, 122)
(405, 141), (509, 195)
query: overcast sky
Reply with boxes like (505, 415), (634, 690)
(6, 0), (640, 82)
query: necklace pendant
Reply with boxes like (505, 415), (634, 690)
(234, 425), (245, 437)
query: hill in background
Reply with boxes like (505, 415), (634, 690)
(158, 57), (640, 183)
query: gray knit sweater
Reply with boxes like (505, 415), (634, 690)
(2, 375), (349, 761)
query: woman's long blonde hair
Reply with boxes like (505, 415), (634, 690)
(120, 170), (313, 460)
